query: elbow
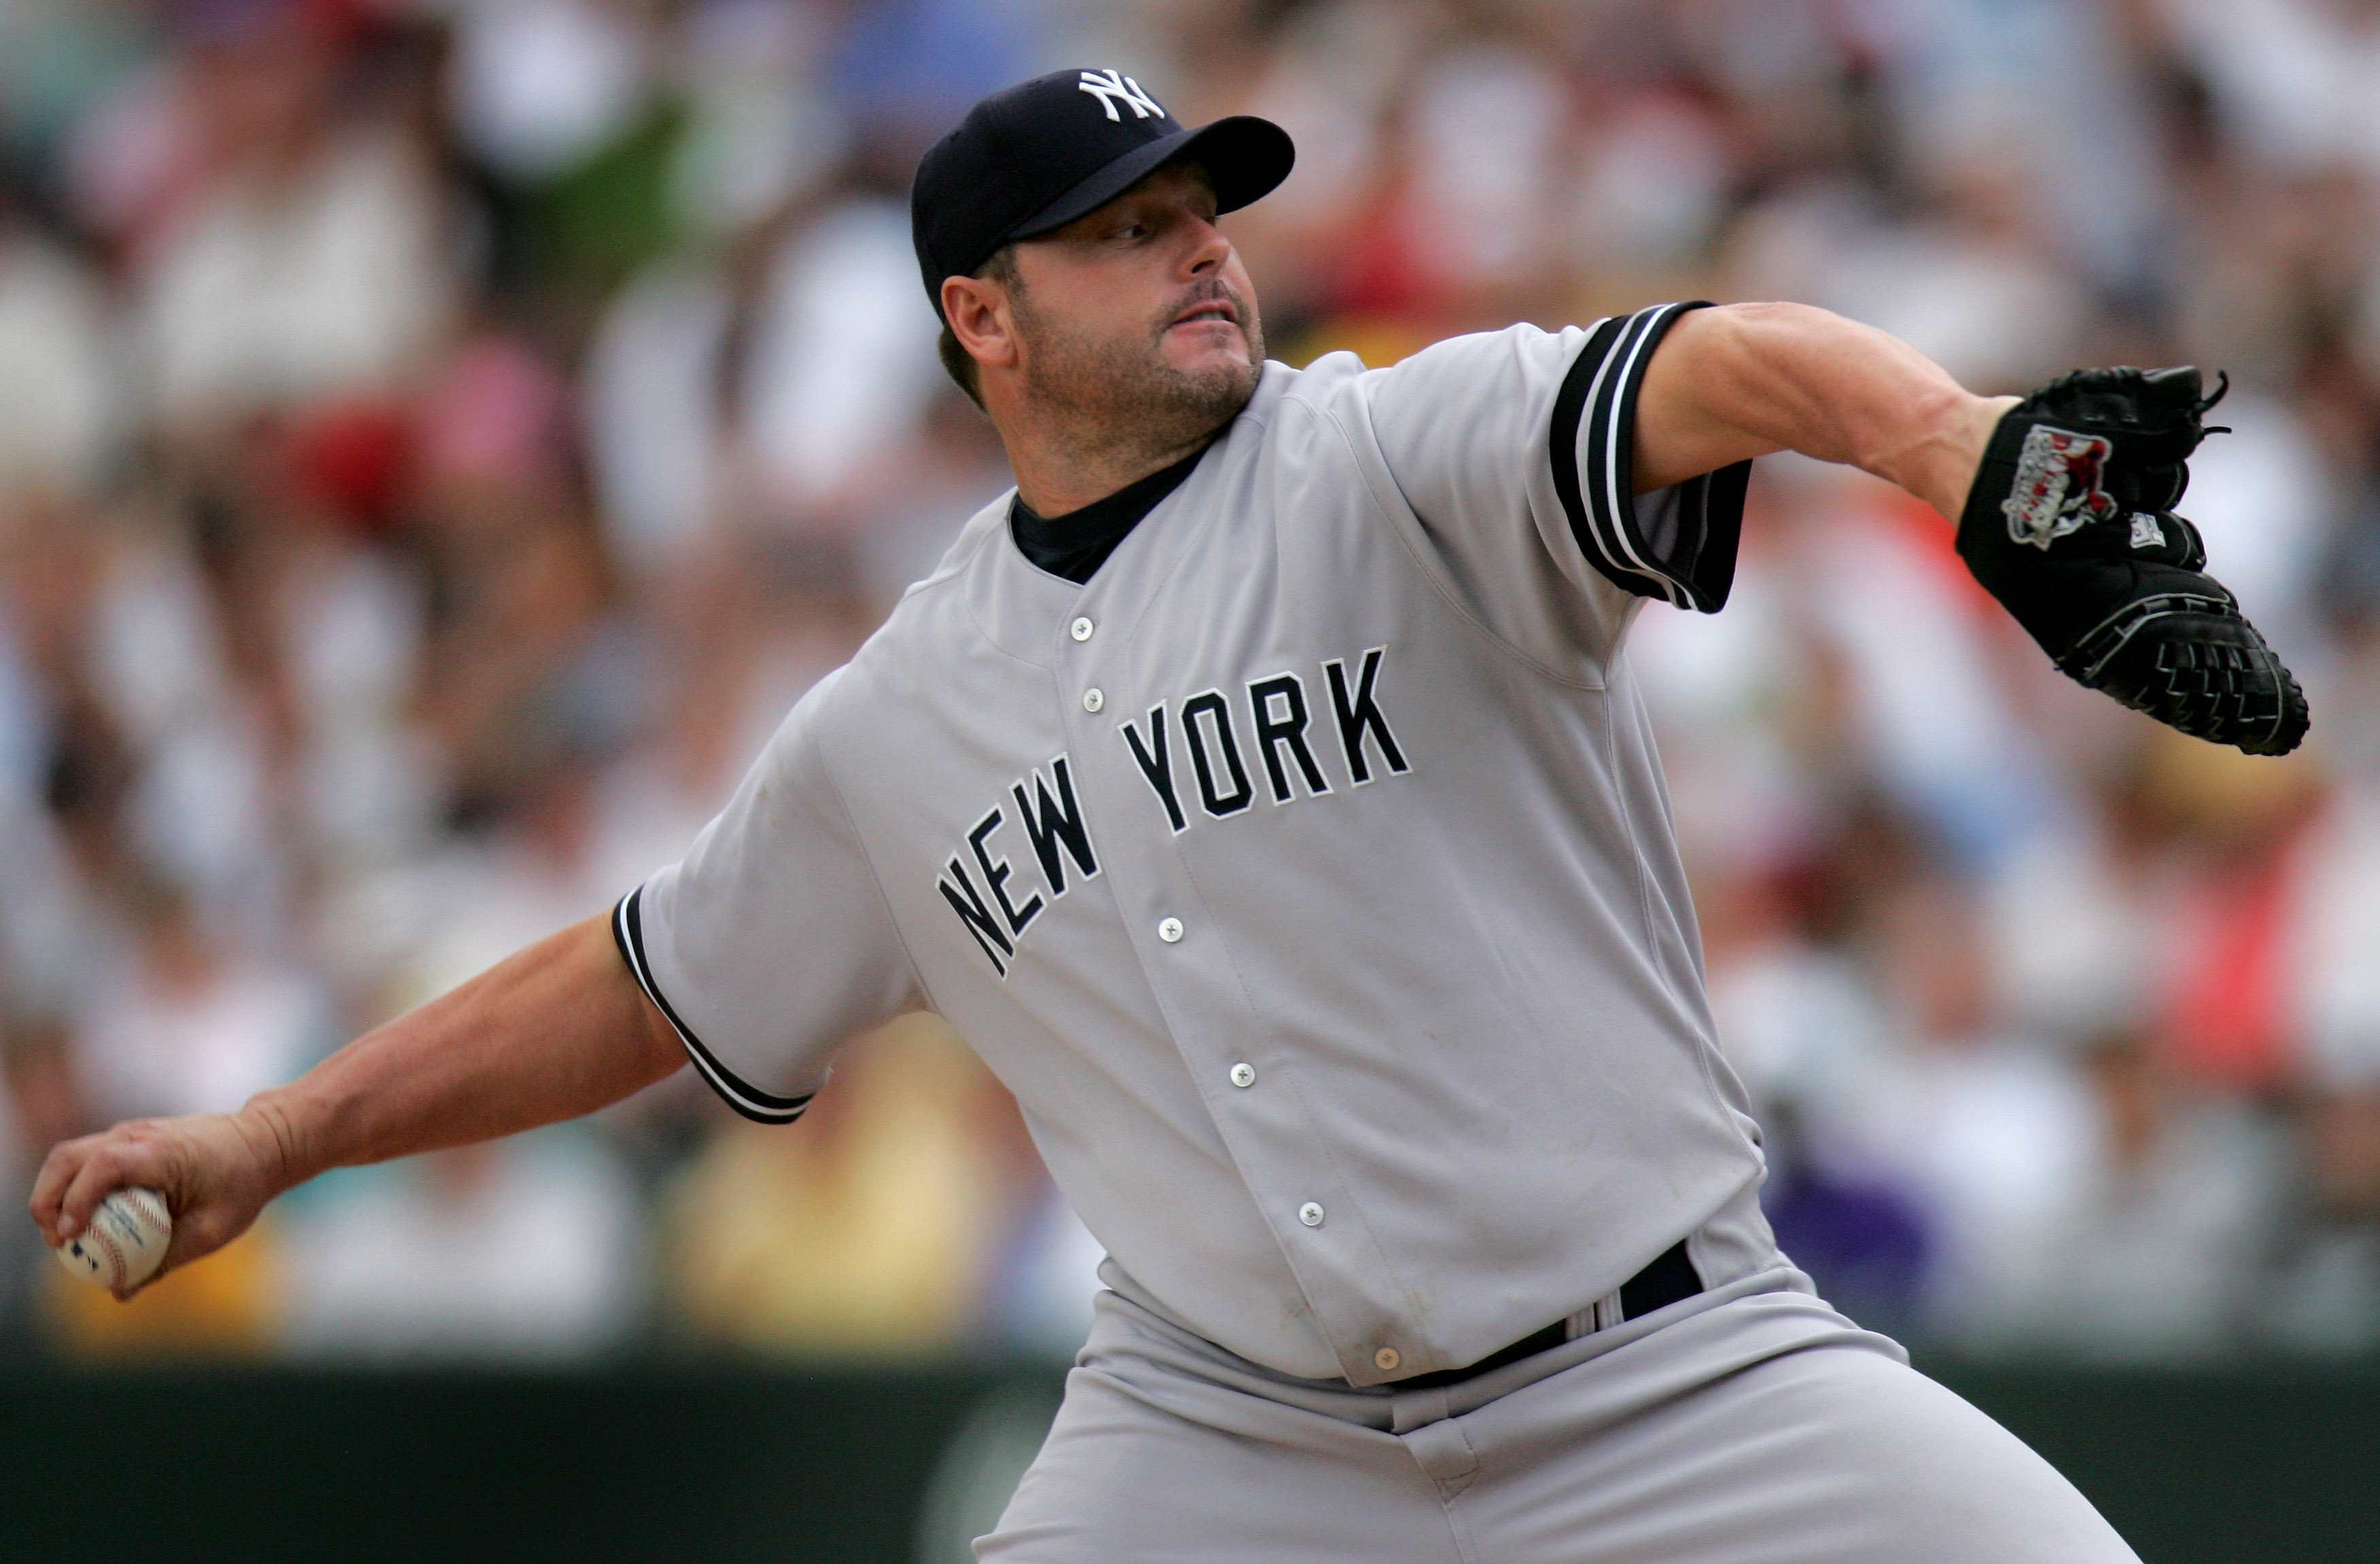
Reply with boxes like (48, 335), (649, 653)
(1699, 301), (1869, 374)
(1682, 301), (1854, 430)
(1687, 301), (1845, 388)
(1702, 299), (1837, 338)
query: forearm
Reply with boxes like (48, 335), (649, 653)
(241, 913), (684, 1195)
(1633, 301), (2017, 520)
(33, 910), (690, 1277)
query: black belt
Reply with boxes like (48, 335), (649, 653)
(1395, 1239), (1702, 1389)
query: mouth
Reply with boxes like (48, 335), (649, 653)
(1169, 299), (1240, 330)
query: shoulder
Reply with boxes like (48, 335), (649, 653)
(1380, 322), (1603, 398)
(1210, 335), (1589, 449)
(1275, 324), (1617, 435)
(897, 490), (1014, 606)
(861, 493), (1013, 657)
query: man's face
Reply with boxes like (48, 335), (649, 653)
(1002, 160), (1265, 447)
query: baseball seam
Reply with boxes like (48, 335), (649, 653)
(89, 1226), (126, 1289)
(125, 1193), (170, 1242)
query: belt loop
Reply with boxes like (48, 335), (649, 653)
(1569, 1287), (1624, 1338)
(1391, 1384), (1454, 1435)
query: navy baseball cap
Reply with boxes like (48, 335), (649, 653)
(911, 69), (1295, 320)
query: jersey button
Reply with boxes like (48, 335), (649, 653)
(1070, 616), (1095, 642)
(1297, 1202), (1325, 1228)
(1228, 1061), (1255, 1088)
(1157, 917), (1184, 943)
(1374, 1346), (1401, 1372)
(1083, 687), (1104, 713)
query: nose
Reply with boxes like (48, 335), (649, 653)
(1183, 214), (1229, 279)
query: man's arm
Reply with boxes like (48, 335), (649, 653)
(1631, 301), (2017, 516)
(1630, 300), (2307, 755)
(29, 912), (685, 1293)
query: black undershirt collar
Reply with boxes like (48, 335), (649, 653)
(1010, 440), (1214, 585)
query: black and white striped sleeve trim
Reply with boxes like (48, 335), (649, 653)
(613, 887), (815, 1125)
(1548, 301), (1751, 615)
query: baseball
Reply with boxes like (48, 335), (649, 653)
(54, 1187), (172, 1292)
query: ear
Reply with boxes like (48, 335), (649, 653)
(942, 274), (1019, 377)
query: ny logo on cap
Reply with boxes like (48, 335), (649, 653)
(1078, 69), (1163, 122)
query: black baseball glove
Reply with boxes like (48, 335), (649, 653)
(1956, 366), (2309, 756)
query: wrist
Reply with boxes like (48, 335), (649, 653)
(1937, 393), (2020, 520)
(233, 1091), (318, 1196)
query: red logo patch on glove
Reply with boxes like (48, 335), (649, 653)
(2001, 424), (2118, 549)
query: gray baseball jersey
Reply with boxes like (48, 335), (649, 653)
(615, 302), (1777, 1387)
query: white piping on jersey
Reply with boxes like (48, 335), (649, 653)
(1588, 303), (1697, 610)
(614, 889), (814, 1124)
(1563, 309), (1680, 605)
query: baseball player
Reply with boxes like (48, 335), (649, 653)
(35, 69), (2304, 1562)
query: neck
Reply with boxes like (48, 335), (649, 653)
(1001, 413), (1229, 517)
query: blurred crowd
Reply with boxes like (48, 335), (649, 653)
(0, 0), (2376, 1370)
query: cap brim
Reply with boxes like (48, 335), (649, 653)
(1008, 116), (1295, 243)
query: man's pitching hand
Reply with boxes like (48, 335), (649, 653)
(1956, 365), (2309, 755)
(29, 1108), (291, 1297)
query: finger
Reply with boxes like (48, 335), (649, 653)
(116, 1249), (175, 1302)
(156, 1207), (224, 1278)
(124, 1162), (260, 1300)
(116, 1260), (169, 1303)
(55, 1127), (170, 1241)
(56, 1144), (131, 1242)
(29, 1134), (103, 1244)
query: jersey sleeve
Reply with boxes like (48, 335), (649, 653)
(612, 669), (921, 1123)
(1365, 303), (1751, 647)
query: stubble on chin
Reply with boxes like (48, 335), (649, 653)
(1016, 286), (1265, 464)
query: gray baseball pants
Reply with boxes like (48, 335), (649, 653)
(976, 1269), (2142, 1563)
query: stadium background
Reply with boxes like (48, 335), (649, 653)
(0, 0), (2377, 1557)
